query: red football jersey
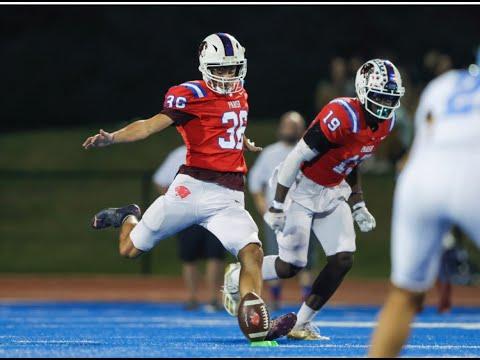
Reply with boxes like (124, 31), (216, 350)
(301, 97), (395, 187)
(162, 80), (249, 174)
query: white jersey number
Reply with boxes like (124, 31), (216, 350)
(323, 110), (341, 132)
(218, 110), (248, 150)
(165, 95), (187, 109)
(446, 74), (480, 115)
(333, 154), (372, 176)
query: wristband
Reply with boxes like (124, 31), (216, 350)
(350, 191), (364, 196)
(352, 201), (366, 211)
(272, 200), (284, 210)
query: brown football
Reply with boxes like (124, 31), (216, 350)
(237, 292), (271, 342)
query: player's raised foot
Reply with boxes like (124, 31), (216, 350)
(287, 322), (330, 341)
(91, 204), (141, 229)
(264, 312), (297, 341)
(222, 262), (241, 316)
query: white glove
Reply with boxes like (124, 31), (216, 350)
(263, 207), (286, 233)
(352, 202), (376, 232)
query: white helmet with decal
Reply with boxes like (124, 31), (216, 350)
(355, 59), (405, 120)
(198, 33), (247, 95)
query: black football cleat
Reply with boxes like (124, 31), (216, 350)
(264, 312), (297, 341)
(91, 204), (141, 229)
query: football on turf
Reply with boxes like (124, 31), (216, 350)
(237, 292), (270, 342)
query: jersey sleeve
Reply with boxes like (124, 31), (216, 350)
(160, 83), (205, 125)
(303, 101), (354, 152)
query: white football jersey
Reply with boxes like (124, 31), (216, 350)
(391, 69), (480, 292)
(412, 69), (480, 154)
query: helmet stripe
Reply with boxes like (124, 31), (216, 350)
(384, 61), (396, 82)
(216, 33), (234, 56)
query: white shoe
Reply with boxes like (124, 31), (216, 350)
(287, 322), (330, 341)
(222, 263), (241, 316)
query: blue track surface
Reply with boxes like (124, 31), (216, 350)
(1, 302), (480, 357)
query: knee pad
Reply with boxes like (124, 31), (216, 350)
(276, 258), (304, 279)
(328, 252), (354, 274)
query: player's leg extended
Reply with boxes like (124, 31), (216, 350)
(91, 204), (143, 258)
(93, 175), (199, 261)
(204, 204), (265, 315)
(369, 167), (447, 357)
(290, 201), (355, 340)
(203, 202), (297, 340)
(237, 243), (264, 297)
(223, 201), (313, 314)
(119, 214), (143, 258)
(369, 287), (425, 357)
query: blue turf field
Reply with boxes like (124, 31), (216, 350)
(1, 302), (480, 358)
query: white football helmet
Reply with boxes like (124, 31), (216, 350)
(198, 33), (247, 95)
(355, 59), (405, 120)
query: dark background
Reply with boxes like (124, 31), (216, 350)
(2, 5), (479, 132)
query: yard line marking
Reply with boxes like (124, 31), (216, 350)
(280, 344), (480, 350)
(314, 321), (480, 330)
(4, 315), (480, 331)
(11, 340), (102, 345)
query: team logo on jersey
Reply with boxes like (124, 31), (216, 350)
(361, 145), (375, 153)
(175, 186), (191, 199)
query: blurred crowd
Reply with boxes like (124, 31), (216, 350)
(314, 50), (455, 175)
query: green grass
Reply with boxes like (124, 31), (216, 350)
(0, 120), (396, 278)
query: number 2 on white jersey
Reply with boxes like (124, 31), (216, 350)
(218, 110), (248, 150)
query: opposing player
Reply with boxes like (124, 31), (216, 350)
(223, 59), (405, 340)
(82, 33), (296, 341)
(369, 62), (480, 357)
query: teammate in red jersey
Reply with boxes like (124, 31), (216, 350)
(82, 32), (296, 341)
(223, 59), (405, 340)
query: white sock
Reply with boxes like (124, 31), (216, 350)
(294, 302), (318, 329)
(262, 255), (280, 281)
(231, 255), (280, 290)
(122, 214), (137, 225)
(231, 267), (241, 291)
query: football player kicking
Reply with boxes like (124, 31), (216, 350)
(369, 59), (480, 357)
(223, 59), (405, 340)
(82, 33), (296, 342)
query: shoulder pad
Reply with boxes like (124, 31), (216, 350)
(327, 97), (360, 134)
(177, 81), (208, 99)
